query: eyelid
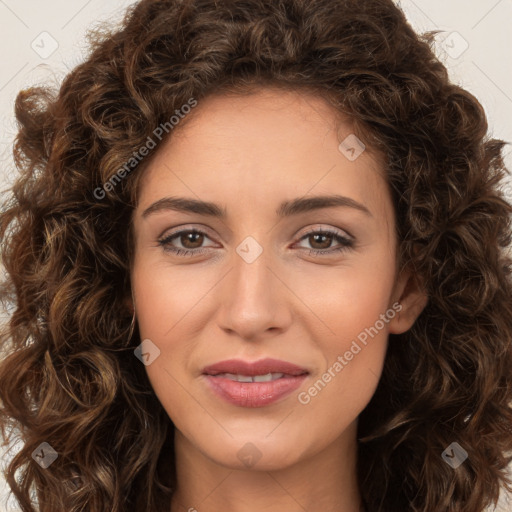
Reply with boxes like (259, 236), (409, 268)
(158, 223), (219, 241)
(303, 224), (354, 238)
(295, 224), (353, 242)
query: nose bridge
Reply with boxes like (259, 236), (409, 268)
(234, 248), (273, 302)
(217, 242), (290, 338)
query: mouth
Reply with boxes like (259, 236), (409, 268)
(202, 358), (309, 408)
(210, 372), (289, 382)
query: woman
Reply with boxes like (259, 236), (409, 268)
(1, 0), (511, 511)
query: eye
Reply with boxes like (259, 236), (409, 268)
(294, 228), (354, 256)
(157, 226), (355, 257)
(157, 228), (217, 256)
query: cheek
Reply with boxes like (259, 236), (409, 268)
(296, 251), (395, 410)
(130, 262), (195, 424)
(130, 260), (216, 402)
(131, 259), (213, 339)
(298, 294), (391, 430)
(297, 249), (396, 346)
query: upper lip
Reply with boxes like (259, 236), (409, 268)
(202, 358), (309, 377)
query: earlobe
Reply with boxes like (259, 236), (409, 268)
(388, 270), (428, 335)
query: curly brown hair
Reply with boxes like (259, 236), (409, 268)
(1, 0), (512, 511)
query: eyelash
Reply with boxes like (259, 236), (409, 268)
(157, 227), (354, 257)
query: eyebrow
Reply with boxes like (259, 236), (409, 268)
(141, 194), (372, 219)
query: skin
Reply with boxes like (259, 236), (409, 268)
(130, 87), (427, 512)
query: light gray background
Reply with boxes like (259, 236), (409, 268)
(0, 1), (511, 510)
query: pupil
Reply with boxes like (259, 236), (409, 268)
(311, 234), (331, 249)
(182, 232), (203, 248)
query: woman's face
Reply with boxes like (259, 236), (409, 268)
(131, 88), (422, 470)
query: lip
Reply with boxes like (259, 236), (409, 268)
(202, 358), (309, 408)
(202, 358), (309, 376)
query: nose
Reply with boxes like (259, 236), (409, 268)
(215, 246), (293, 342)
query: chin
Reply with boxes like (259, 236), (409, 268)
(197, 432), (307, 471)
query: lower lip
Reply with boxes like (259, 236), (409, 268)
(203, 374), (308, 408)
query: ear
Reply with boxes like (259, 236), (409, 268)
(388, 268), (428, 335)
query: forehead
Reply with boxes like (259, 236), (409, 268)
(137, 88), (393, 225)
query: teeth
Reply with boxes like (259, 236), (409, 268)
(220, 372), (285, 382)
(229, 373), (253, 382)
(253, 373), (284, 382)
